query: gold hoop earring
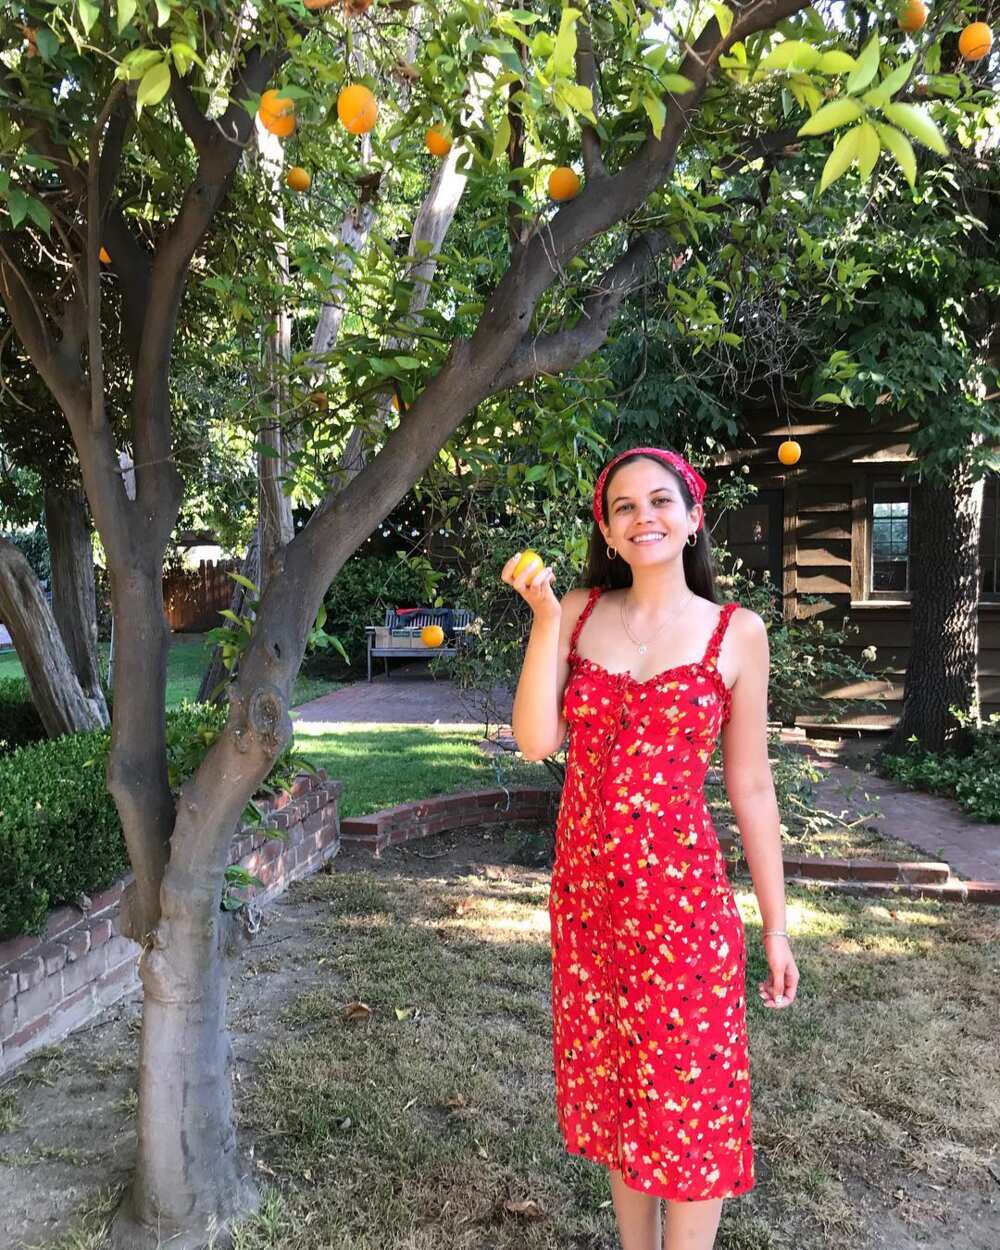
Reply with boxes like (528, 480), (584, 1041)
(606, 544), (618, 561)
(687, 532), (698, 547)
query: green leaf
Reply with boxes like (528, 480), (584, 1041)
(846, 33), (880, 95)
(170, 41), (204, 75)
(874, 121), (917, 187)
(35, 28), (60, 61)
(814, 393), (842, 404)
(116, 0), (137, 32)
(880, 102), (948, 156)
(660, 73), (694, 94)
(26, 197), (51, 234)
(78, 0), (100, 35)
(643, 91), (666, 139)
(856, 121), (881, 180)
(816, 50), (857, 75)
(797, 97), (865, 136)
(228, 572), (260, 594)
(819, 124), (862, 193)
(7, 188), (29, 229)
(556, 81), (596, 116)
(862, 55), (915, 108)
(546, 7), (582, 80)
(710, 2), (734, 37)
(491, 114), (511, 163)
(394, 356), (420, 369)
(137, 61), (171, 113)
(154, 0), (171, 26)
(761, 40), (821, 71)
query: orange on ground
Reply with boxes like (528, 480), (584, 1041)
(778, 440), (802, 466)
(512, 550), (544, 579)
(99, 246), (111, 264)
(898, 0), (928, 32)
(958, 21), (993, 60)
(420, 624), (445, 647)
(286, 166), (311, 192)
(548, 166), (581, 202)
(425, 127), (452, 157)
(337, 84), (378, 134)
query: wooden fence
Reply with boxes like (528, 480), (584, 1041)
(163, 559), (239, 633)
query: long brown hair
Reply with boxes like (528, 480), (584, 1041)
(582, 451), (722, 601)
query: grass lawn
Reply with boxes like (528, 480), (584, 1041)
(0, 636), (340, 711)
(6, 836), (996, 1250)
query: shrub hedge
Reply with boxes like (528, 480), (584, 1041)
(0, 702), (309, 941)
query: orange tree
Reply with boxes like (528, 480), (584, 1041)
(0, 1), (987, 1245)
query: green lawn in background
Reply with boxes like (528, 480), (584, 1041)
(0, 634), (341, 710)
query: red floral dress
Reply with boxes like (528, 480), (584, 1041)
(548, 586), (754, 1201)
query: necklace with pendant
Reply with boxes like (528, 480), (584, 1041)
(620, 589), (695, 655)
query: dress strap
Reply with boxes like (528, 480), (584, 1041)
(702, 601), (739, 669)
(568, 585), (603, 659)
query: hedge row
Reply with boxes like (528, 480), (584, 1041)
(0, 703), (306, 940)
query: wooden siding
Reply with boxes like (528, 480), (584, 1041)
(704, 409), (1000, 722)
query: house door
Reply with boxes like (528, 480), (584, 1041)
(707, 489), (784, 603)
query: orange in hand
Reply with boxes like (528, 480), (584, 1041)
(512, 550), (544, 579)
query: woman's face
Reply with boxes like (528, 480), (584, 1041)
(599, 458), (701, 565)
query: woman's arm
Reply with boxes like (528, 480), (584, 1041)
(721, 608), (798, 1007)
(512, 586), (589, 762)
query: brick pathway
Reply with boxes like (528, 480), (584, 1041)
(293, 661), (514, 728)
(294, 672), (999, 884)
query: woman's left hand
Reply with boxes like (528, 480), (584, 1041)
(758, 934), (798, 1009)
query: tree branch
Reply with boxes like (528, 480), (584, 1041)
(491, 230), (671, 390)
(576, 19), (605, 180)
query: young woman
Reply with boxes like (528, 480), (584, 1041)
(502, 447), (798, 1250)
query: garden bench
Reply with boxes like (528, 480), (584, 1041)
(365, 607), (474, 682)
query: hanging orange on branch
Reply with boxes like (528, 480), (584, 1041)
(958, 21), (993, 60)
(286, 166), (311, 192)
(425, 126), (452, 157)
(99, 246), (111, 264)
(259, 89), (296, 137)
(898, 0), (928, 32)
(548, 166), (581, 202)
(778, 440), (801, 466)
(337, 84), (378, 134)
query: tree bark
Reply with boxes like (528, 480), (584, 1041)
(0, 536), (106, 736)
(43, 483), (109, 726)
(877, 456), (984, 759)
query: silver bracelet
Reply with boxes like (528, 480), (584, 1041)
(763, 929), (789, 939)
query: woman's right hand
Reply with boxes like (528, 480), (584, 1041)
(500, 552), (560, 623)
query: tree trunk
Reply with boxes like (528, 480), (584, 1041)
(0, 536), (107, 737)
(196, 531), (260, 705)
(43, 483), (109, 726)
(877, 458), (984, 759)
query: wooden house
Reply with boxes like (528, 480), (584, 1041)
(702, 409), (1000, 732)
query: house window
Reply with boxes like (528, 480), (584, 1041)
(981, 474), (1000, 600)
(870, 481), (911, 598)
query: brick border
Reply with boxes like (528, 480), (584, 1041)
(341, 786), (1000, 905)
(0, 772), (342, 1075)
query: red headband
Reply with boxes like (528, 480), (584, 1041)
(593, 447), (708, 528)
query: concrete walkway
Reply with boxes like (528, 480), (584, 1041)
(294, 668), (999, 884)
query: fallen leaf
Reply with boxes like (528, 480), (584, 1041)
(503, 1197), (545, 1219)
(344, 1000), (373, 1023)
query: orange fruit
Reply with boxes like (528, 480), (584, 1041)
(512, 550), (544, 579)
(548, 166), (581, 202)
(304, 0), (337, 8)
(898, 0), (927, 32)
(311, 390), (328, 409)
(337, 84), (378, 134)
(420, 624), (445, 647)
(99, 246), (111, 263)
(777, 440), (801, 466)
(286, 166), (311, 192)
(259, 90), (296, 137)
(343, 0), (373, 13)
(958, 21), (993, 60)
(425, 126), (452, 157)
